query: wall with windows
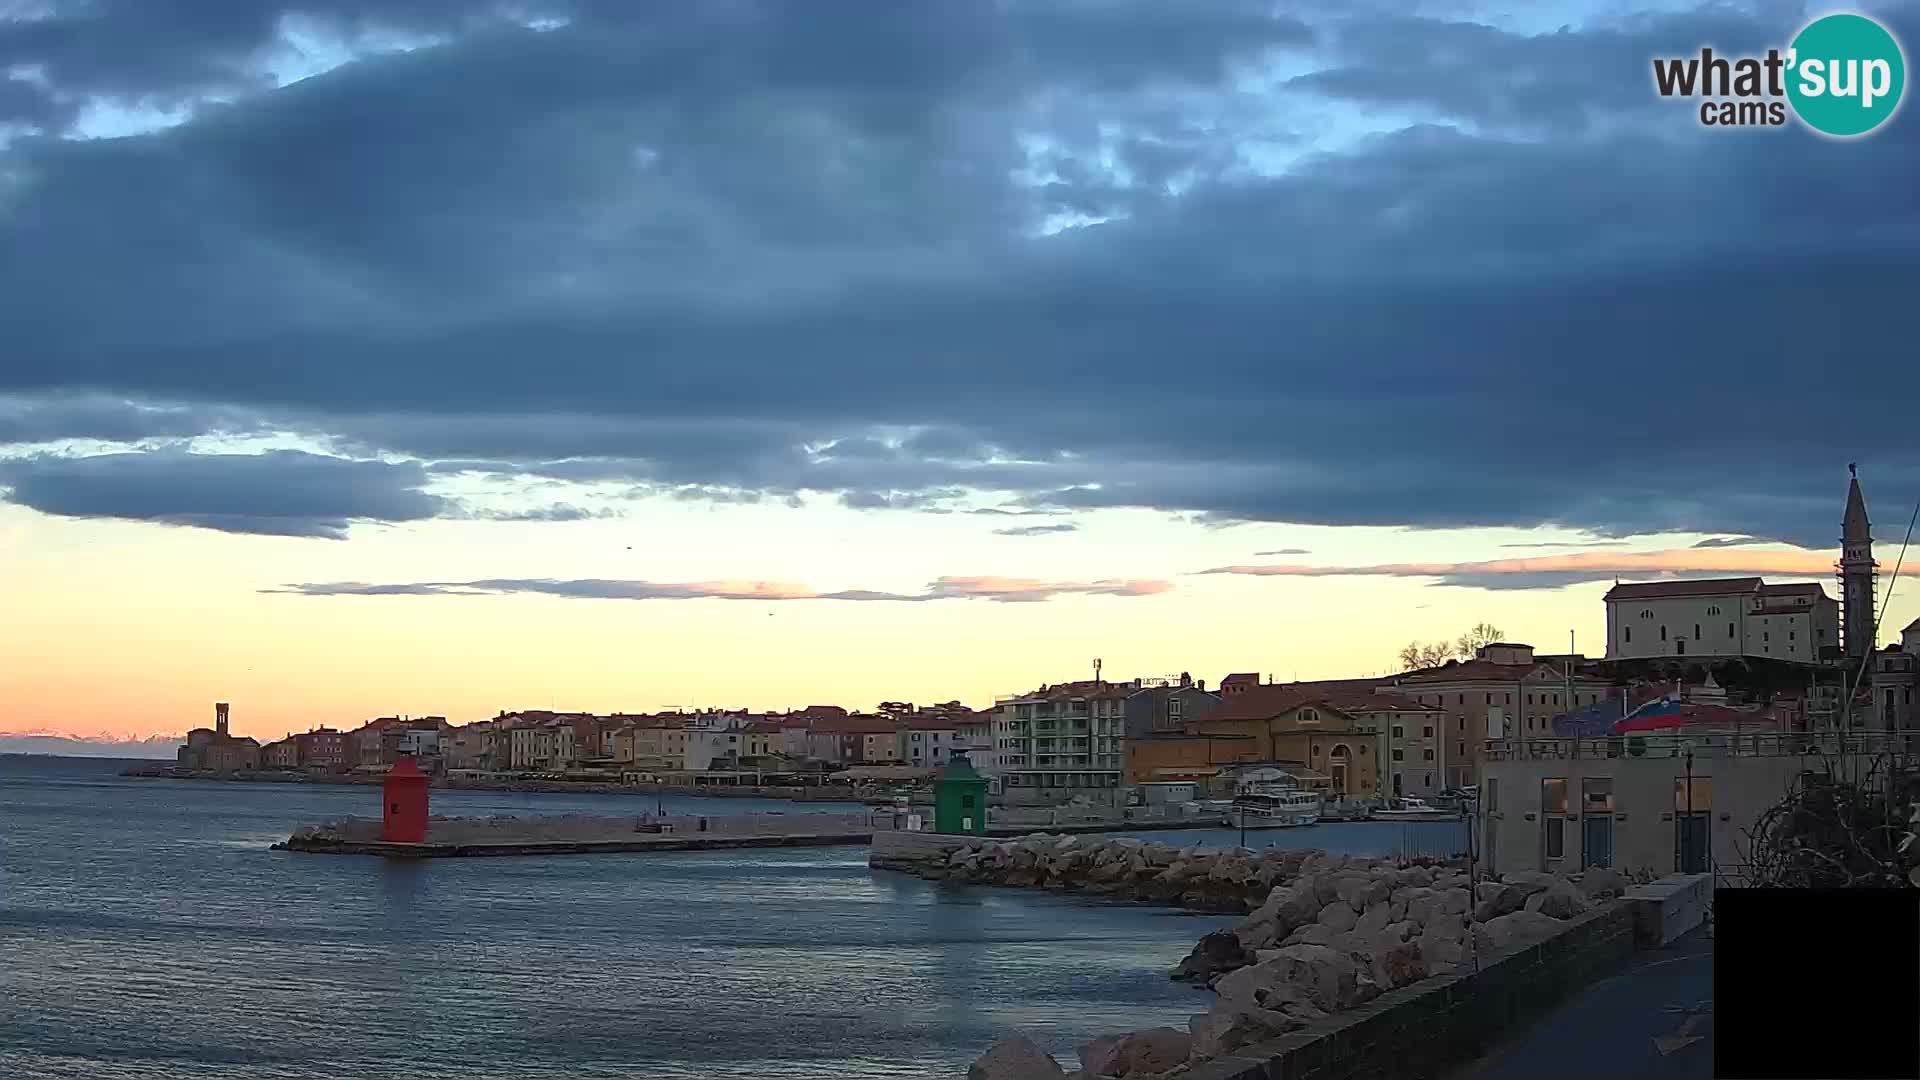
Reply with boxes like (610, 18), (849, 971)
(1480, 751), (1813, 879)
(1605, 593), (1832, 661)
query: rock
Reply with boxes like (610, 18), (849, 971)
(1254, 884), (1323, 936)
(1077, 1027), (1191, 1077)
(969, 1037), (1066, 1080)
(1534, 884), (1590, 920)
(1475, 910), (1566, 952)
(1578, 867), (1627, 900)
(1281, 923), (1341, 948)
(1418, 926), (1466, 970)
(1317, 901), (1358, 932)
(1394, 866), (1434, 889)
(1370, 939), (1427, 990)
(1171, 929), (1251, 984)
(1399, 887), (1439, 927)
(1352, 903), (1392, 940)
(1439, 887), (1470, 916)
(1189, 1008), (1288, 1060)
(1235, 920), (1279, 952)
(1383, 920), (1419, 942)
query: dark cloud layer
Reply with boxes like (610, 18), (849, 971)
(0, 450), (445, 537)
(995, 523), (1079, 536)
(269, 574), (1171, 602)
(3, 1), (1918, 546)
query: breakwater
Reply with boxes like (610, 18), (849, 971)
(873, 833), (1668, 1079)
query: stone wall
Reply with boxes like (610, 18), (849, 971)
(1177, 900), (1639, 1080)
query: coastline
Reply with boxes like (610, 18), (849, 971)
(120, 765), (892, 802)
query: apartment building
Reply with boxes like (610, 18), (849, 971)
(1391, 643), (1612, 789)
(991, 680), (1127, 798)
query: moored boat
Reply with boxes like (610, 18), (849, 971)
(1369, 796), (1458, 821)
(1221, 786), (1322, 829)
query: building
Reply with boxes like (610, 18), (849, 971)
(1219, 672), (1260, 698)
(1479, 724), (1891, 880)
(991, 680), (1128, 800)
(1122, 674), (1221, 738)
(1127, 686), (1382, 797)
(802, 714), (901, 764)
(900, 714), (964, 767)
(953, 710), (995, 771)
(261, 737), (300, 770)
(1841, 464), (1877, 660)
(176, 702), (261, 772)
(1604, 578), (1838, 663)
(1287, 682), (1445, 798)
(294, 727), (345, 771)
(1391, 644), (1613, 789)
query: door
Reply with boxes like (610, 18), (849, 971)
(1675, 814), (1710, 873)
(1582, 815), (1614, 868)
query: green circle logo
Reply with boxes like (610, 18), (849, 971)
(1787, 13), (1906, 137)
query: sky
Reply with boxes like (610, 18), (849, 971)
(4, 0), (1920, 741)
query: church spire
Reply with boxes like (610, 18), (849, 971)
(1844, 463), (1871, 542)
(1841, 464), (1877, 659)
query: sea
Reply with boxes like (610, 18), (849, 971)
(0, 755), (1466, 1079)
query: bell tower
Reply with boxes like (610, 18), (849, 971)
(1840, 464), (1877, 659)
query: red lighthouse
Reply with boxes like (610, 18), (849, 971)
(381, 756), (430, 843)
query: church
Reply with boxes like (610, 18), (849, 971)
(1602, 466), (1875, 666)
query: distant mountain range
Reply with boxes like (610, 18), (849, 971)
(0, 732), (184, 759)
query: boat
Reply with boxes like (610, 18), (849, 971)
(1370, 797), (1459, 821)
(1221, 786), (1323, 829)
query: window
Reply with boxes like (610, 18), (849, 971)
(1640, 609), (1653, 619)
(1624, 627), (1631, 643)
(1729, 623), (1736, 638)
(1789, 631), (1795, 641)
(1422, 749), (1434, 760)
(1542, 778), (1569, 814)
(1391, 725), (1404, 738)
(1763, 632), (1769, 642)
(1423, 726), (1434, 737)
(1505, 694), (1511, 705)
(1360, 745), (1369, 755)
(1484, 777), (1499, 812)
(1485, 693), (1493, 705)
(1581, 777), (1614, 812)
(1674, 777), (1713, 812)
(1169, 699), (1183, 719)
(1545, 817), (1565, 860)
(1392, 749), (1404, 761)
(1455, 741), (1465, 757)
(1300, 708), (1318, 724)
(1457, 694), (1465, 705)
(1660, 625), (1668, 641)
(1694, 624), (1701, 640)
(1707, 605), (1720, 616)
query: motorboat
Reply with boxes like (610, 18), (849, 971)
(1370, 797), (1459, 821)
(1222, 786), (1323, 829)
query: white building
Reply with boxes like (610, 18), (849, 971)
(1604, 577), (1837, 663)
(991, 680), (1128, 803)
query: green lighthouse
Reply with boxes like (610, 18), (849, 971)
(933, 752), (989, 835)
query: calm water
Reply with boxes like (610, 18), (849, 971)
(0, 756), (1462, 1079)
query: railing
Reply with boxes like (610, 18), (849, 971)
(1483, 731), (1920, 762)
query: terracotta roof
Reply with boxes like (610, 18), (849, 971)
(1759, 582), (1826, 597)
(1604, 577), (1762, 600)
(903, 715), (962, 731)
(1399, 659), (1606, 685)
(808, 715), (900, 735)
(1198, 685), (1345, 723)
(1220, 672), (1261, 686)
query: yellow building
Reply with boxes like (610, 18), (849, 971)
(1125, 686), (1382, 797)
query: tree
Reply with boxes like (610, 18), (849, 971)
(1397, 641), (1454, 671)
(1454, 622), (1506, 660)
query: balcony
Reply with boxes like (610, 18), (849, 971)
(1483, 730), (1915, 763)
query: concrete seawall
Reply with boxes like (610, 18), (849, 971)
(276, 831), (878, 857)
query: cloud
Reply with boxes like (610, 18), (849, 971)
(1692, 536), (1771, 548)
(995, 523), (1079, 536)
(1255, 547), (1310, 555)
(1202, 547), (1837, 591)
(2, 2), (1918, 547)
(267, 574), (1174, 603)
(0, 449), (447, 538)
(460, 504), (621, 522)
(1497, 541), (1628, 550)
